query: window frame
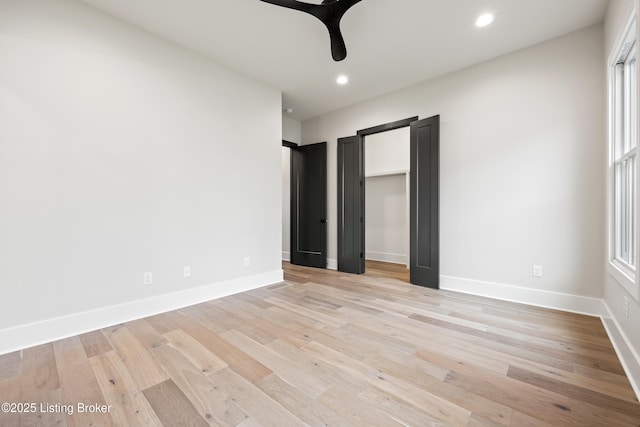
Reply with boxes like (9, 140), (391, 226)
(608, 11), (639, 299)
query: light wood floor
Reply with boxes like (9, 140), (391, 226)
(1, 262), (639, 426)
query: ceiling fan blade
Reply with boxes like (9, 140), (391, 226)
(323, 0), (362, 61)
(326, 22), (347, 61)
(259, 0), (322, 17)
(332, 0), (362, 16)
(260, 0), (364, 61)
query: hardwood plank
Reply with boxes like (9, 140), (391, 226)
(53, 337), (113, 427)
(265, 296), (347, 328)
(410, 316), (575, 372)
(317, 385), (406, 426)
(0, 376), (23, 427)
(287, 319), (452, 389)
(143, 379), (208, 427)
(235, 417), (264, 427)
(444, 369), (573, 425)
(170, 314), (272, 384)
(0, 351), (21, 382)
(90, 351), (163, 426)
(256, 373), (350, 426)
(125, 318), (168, 351)
(163, 329), (227, 374)
(221, 329), (329, 399)
(361, 351), (513, 425)
(303, 340), (472, 426)
(20, 343), (60, 398)
(450, 307), (616, 357)
(144, 310), (185, 335)
(233, 292), (276, 309)
(150, 343), (248, 426)
(510, 410), (558, 427)
(568, 398), (640, 426)
(414, 336), (511, 377)
(507, 365), (640, 419)
(18, 342), (66, 426)
(357, 385), (456, 427)
(290, 285), (387, 316)
(103, 325), (169, 390)
(264, 337), (380, 394)
(573, 363), (637, 392)
(224, 298), (311, 347)
(179, 303), (242, 334)
(207, 368), (306, 426)
(20, 388), (68, 427)
(465, 413), (510, 427)
(507, 356), (638, 403)
(79, 330), (113, 359)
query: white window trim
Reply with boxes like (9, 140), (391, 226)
(607, 9), (640, 300)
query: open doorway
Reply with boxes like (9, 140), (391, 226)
(364, 127), (411, 282)
(337, 115), (440, 288)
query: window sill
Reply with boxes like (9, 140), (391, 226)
(608, 260), (639, 301)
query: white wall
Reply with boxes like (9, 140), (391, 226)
(281, 116), (301, 260)
(365, 175), (408, 265)
(303, 25), (605, 301)
(364, 127), (410, 176)
(0, 0), (282, 352)
(603, 0), (640, 390)
(283, 116), (302, 144)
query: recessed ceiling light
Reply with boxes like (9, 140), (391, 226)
(336, 75), (349, 85)
(475, 13), (494, 28)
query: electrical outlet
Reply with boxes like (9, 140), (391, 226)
(532, 265), (543, 278)
(144, 272), (153, 286)
(243, 257), (251, 267)
(184, 266), (191, 278)
(624, 296), (629, 318)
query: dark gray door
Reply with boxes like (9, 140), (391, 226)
(291, 142), (327, 268)
(337, 136), (365, 274)
(410, 115), (439, 288)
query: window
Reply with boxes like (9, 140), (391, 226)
(611, 17), (638, 281)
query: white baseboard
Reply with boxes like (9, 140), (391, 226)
(0, 269), (283, 356)
(601, 302), (640, 400)
(440, 275), (603, 316)
(282, 251), (290, 262)
(365, 251), (408, 265)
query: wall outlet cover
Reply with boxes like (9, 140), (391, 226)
(532, 265), (543, 278)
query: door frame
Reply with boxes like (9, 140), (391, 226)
(290, 141), (328, 268)
(337, 115), (440, 288)
(356, 116), (419, 138)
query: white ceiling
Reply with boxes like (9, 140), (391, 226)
(81, 0), (609, 121)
